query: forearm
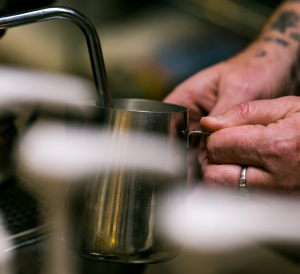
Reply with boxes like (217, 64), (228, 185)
(252, 1), (300, 63)
(231, 1), (300, 96)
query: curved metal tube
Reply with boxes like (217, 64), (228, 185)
(0, 6), (113, 108)
(187, 130), (211, 149)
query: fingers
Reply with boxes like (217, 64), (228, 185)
(208, 95), (243, 118)
(201, 159), (273, 193)
(205, 124), (268, 167)
(200, 96), (300, 133)
(164, 64), (223, 130)
(164, 65), (220, 112)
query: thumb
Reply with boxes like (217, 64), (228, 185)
(200, 96), (300, 132)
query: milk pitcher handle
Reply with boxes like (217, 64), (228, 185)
(187, 130), (212, 149)
(0, 6), (113, 108)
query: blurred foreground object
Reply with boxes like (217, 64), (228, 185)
(145, 186), (300, 274)
(0, 65), (96, 106)
(162, 186), (300, 252)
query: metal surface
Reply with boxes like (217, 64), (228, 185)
(63, 99), (188, 264)
(0, 169), (67, 274)
(238, 165), (251, 199)
(0, 177), (62, 250)
(187, 129), (211, 149)
(0, 6), (112, 108)
(0, 119), (17, 184)
(0, 179), (40, 236)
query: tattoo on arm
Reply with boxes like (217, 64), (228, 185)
(271, 11), (299, 33)
(290, 32), (300, 41)
(255, 49), (267, 57)
(263, 36), (289, 47)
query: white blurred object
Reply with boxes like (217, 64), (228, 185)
(0, 65), (96, 105)
(19, 121), (184, 179)
(163, 187), (300, 251)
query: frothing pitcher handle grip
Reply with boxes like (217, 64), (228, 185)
(187, 130), (212, 150)
(0, 6), (113, 108)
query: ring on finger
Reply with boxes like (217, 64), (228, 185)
(238, 166), (251, 199)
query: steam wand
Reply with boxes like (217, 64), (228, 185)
(0, 6), (113, 108)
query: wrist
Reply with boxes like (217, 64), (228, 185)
(242, 39), (297, 68)
(221, 41), (295, 101)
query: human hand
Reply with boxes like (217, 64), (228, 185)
(200, 96), (300, 197)
(164, 45), (294, 131)
(164, 44), (295, 181)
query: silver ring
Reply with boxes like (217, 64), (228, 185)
(238, 166), (251, 199)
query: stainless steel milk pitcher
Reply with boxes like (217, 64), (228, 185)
(64, 99), (188, 264)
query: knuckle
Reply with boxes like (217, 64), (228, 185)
(206, 137), (218, 163)
(233, 101), (252, 121)
(261, 136), (291, 167)
(200, 159), (208, 175)
(277, 141), (295, 158)
(203, 168), (217, 184)
(220, 167), (231, 183)
(259, 123), (300, 171)
(267, 141), (284, 159)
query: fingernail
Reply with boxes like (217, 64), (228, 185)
(206, 136), (210, 144)
(206, 115), (222, 122)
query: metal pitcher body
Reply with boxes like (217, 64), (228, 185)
(63, 99), (188, 264)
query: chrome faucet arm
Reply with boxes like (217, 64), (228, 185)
(0, 6), (113, 108)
